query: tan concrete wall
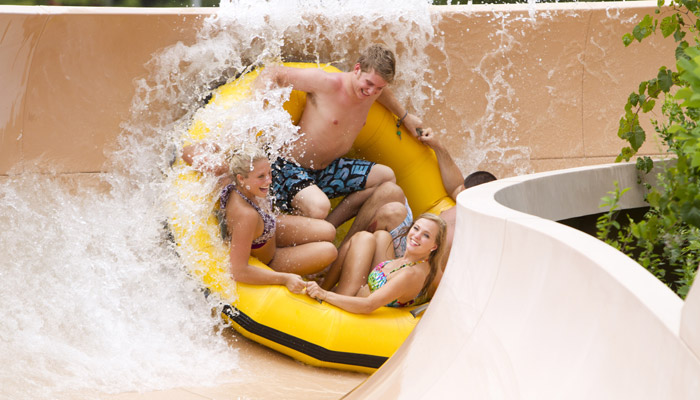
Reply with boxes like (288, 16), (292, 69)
(0, 2), (675, 177)
(424, 2), (675, 177)
(0, 7), (213, 174)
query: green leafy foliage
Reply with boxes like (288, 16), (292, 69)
(597, 181), (699, 298)
(600, 0), (700, 298)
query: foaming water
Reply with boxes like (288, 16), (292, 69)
(0, 172), (237, 400)
(444, 6), (597, 178)
(459, 9), (536, 177)
(0, 2), (442, 399)
(0, 0), (550, 398)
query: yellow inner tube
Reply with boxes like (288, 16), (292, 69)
(168, 62), (455, 373)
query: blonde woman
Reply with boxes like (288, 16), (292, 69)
(305, 214), (447, 313)
(182, 143), (337, 293)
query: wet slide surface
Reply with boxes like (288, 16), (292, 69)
(102, 328), (367, 400)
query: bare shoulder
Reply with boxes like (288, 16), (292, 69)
(385, 265), (423, 287)
(370, 265), (424, 306)
(393, 264), (430, 293)
(400, 265), (428, 282)
(225, 196), (258, 224)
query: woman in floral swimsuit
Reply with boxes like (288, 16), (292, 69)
(305, 213), (447, 313)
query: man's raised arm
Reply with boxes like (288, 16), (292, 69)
(377, 87), (423, 137)
(181, 142), (230, 176)
(255, 65), (337, 94)
(418, 128), (465, 201)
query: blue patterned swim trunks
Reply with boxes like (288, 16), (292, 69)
(271, 157), (375, 212)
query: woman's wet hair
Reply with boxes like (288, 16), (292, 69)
(225, 144), (268, 179)
(413, 213), (447, 295)
(357, 44), (396, 84)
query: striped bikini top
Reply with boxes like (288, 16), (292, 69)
(220, 184), (276, 249)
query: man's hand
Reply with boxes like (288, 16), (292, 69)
(418, 127), (443, 150)
(402, 113), (424, 137)
(417, 127), (465, 200)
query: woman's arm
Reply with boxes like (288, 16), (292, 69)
(306, 271), (421, 314)
(227, 204), (306, 293)
(181, 142), (229, 176)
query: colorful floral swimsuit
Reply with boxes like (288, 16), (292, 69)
(366, 259), (427, 307)
(220, 184), (276, 249)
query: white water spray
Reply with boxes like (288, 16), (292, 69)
(0, 1), (444, 399)
(0, 0), (585, 397)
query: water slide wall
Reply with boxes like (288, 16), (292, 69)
(348, 162), (700, 399)
(1, 2), (675, 177)
(2, 2), (699, 399)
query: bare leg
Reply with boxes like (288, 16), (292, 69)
(335, 182), (408, 250)
(326, 164), (396, 228)
(320, 231), (377, 293)
(331, 231), (377, 296)
(326, 187), (376, 228)
(372, 201), (409, 232)
(372, 230), (396, 267)
(269, 242), (338, 276)
(320, 236), (353, 291)
(291, 185), (331, 219)
(347, 181), (407, 232)
(275, 214), (336, 246)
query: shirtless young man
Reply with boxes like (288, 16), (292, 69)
(256, 44), (422, 230)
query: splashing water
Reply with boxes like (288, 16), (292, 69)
(0, 1), (449, 399)
(0, 171), (238, 400)
(0, 0), (561, 396)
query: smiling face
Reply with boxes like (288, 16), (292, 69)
(236, 158), (272, 198)
(405, 218), (440, 256)
(352, 64), (388, 100)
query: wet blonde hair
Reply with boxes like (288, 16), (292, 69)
(225, 145), (268, 180)
(357, 44), (396, 84)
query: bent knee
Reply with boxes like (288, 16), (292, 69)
(376, 181), (404, 198)
(318, 242), (338, 264)
(373, 229), (393, 241)
(350, 230), (375, 245)
(318, 220), (338, 242)
(308, 207), (331, 220)
(304, 201), (331, 219)
(292, 193), (331, 219)
(376, 201), (408, 229)
(366, 164), (396, 187)
(378, 201), (406, 219)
